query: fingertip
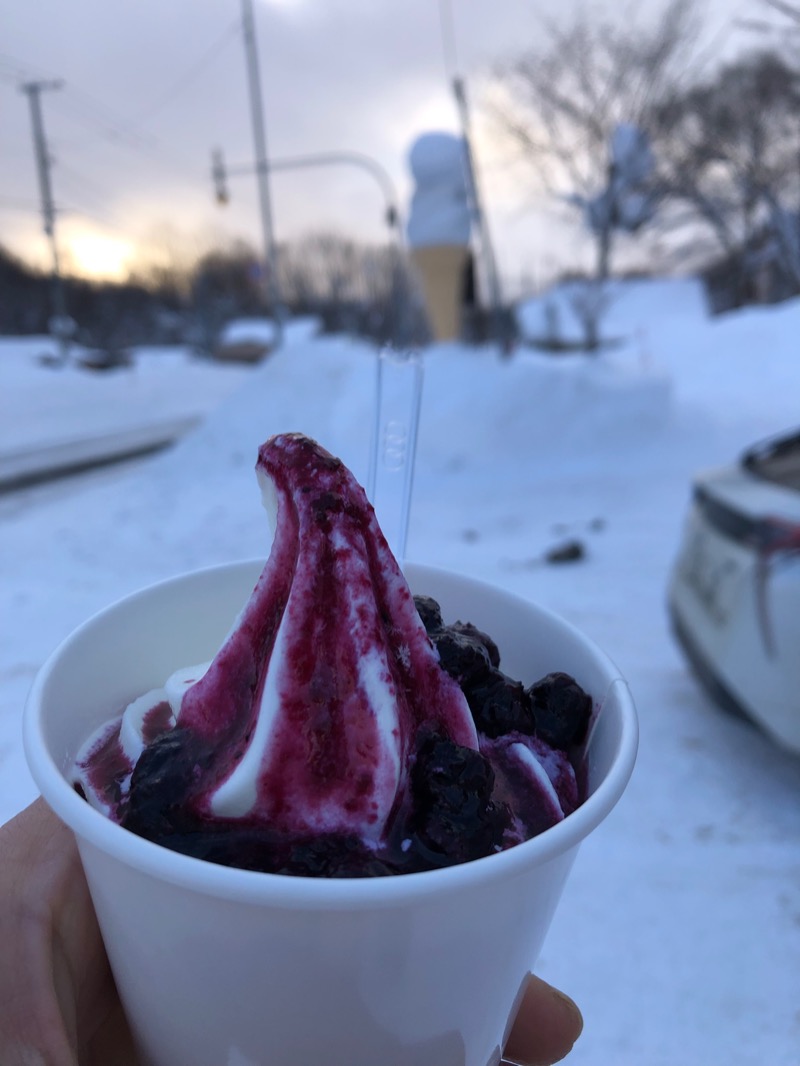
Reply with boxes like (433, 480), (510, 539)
(503, 974), (583, 1065)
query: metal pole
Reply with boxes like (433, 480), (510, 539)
(268, 151), (403, 241)
(20, 79), (70, 365)
(241, 0), (284, 342)
(451, 76), (505, 342)
(437, 0), (506, 343)
(212, 146), (411, 344)
(217, 148), (403, 239)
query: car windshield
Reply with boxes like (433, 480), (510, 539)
(742, 430), (800, 491)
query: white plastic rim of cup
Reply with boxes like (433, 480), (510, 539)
(24, 561), (638, 1066)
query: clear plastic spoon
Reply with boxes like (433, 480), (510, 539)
(367, 347), (424, 567)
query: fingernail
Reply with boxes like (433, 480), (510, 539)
(550, 987), (584, 1040)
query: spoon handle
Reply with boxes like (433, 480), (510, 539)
(367, 348), (424, 567)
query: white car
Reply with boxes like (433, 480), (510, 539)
(668, 428), (800, 753)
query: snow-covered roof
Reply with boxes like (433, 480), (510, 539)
(218, 317), (278, 348)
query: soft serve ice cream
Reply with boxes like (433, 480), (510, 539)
(73, 433), (592, 876)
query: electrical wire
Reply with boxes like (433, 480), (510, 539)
(55, 160), (119, 208)
(58, 202), (133, 235)
(0, 52), (152, 152)
(438, 0), (460, 83)
(130, 18), (240, 126)
(0, 196), (40, 211)
(0, 18), (240, 183)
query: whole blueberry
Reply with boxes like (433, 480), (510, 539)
(408, 733), (509, 865)
(528, 671), (592, 749)
(414, 595), (444, 633)
(465, 669), (535, 738)
(449, 620), (501, 668)
(431, 628), (494, 688)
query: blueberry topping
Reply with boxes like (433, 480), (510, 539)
(449, 620), (501, 668)
(276, 835), (396, 878)
(123, 729), (209, 838)
(528, 671), (592, 749)
(430, 628), (494, 687)
(407, 734), (510, 865)
(464, 669), (535, 738)
(117, 659), (591, 874)
(76, 432), (595, 878)
(413, 594), (444, 633)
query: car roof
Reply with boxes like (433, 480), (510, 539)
(742, 427), (800, 493)
(694, 462), (800, 523)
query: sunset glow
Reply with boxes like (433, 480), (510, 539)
(63, 227), (134, 283)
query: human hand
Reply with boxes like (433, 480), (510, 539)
(501, 974), (583, 1065)
(0, 799), (582, 1065)
(0, 797), (137, 1065)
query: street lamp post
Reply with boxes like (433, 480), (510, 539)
(211, 146), (409, 345)
(451, 76), (503, 327)
(240, 0), (284, 340)
(211, 148), (403, 240)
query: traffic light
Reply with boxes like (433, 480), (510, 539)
(211, 148), (229, 206)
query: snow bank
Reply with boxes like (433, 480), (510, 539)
(2, 277), (800, 1065)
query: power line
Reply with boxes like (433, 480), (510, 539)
(0, 31), (239, 185)
(5, 59), (204, 254)
(55, 159), (121, 207)
(131, 19), (241, 126)
(0, 51), (154, 152)
(43, 94), (209, 191)
(0, 196), (40, 211)
(438, 0), (461, 85)
(49, 87), (155, 151)
(35, 18), (241, 149)
(0, 53), (34, 84)
(58, 202), (133, 236)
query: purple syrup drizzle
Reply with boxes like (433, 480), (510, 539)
(75, 434), (593, 877)
(133, 434), (477, 841)
(78, 717), (133, 813)
(141, 700), (174, 745)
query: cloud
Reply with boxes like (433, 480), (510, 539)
(3, 0), (744, 287)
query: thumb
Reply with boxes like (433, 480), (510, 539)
(503, 974), (583, 1065)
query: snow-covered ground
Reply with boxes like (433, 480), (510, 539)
(0, 339), (253, 486)
(1, 278), (798, 1065)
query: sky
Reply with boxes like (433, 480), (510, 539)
(1, 0), (766, 294)
(1, 279), (799, 1063)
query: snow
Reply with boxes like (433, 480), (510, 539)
(0, 339), (252, 484)
(217, 317), (278, 348)
(2, 278), (799, 1065)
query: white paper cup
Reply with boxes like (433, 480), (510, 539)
(24, 561), (637, 1066)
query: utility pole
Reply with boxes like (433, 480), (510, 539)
(438, 0), (506, 346)
(451, 77), (505, 346)
(240, 0), (284, 343)
(20, 79), (71, 365)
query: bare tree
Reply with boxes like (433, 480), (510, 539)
(277, 231), (427, 346)
(489, 0), (702, 346)
(761, 0), (800, 23)
(755, 2), (800, 292)
(655, 48), (800, 300)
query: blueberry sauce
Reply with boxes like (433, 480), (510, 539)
(74, 434), (593, 877)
